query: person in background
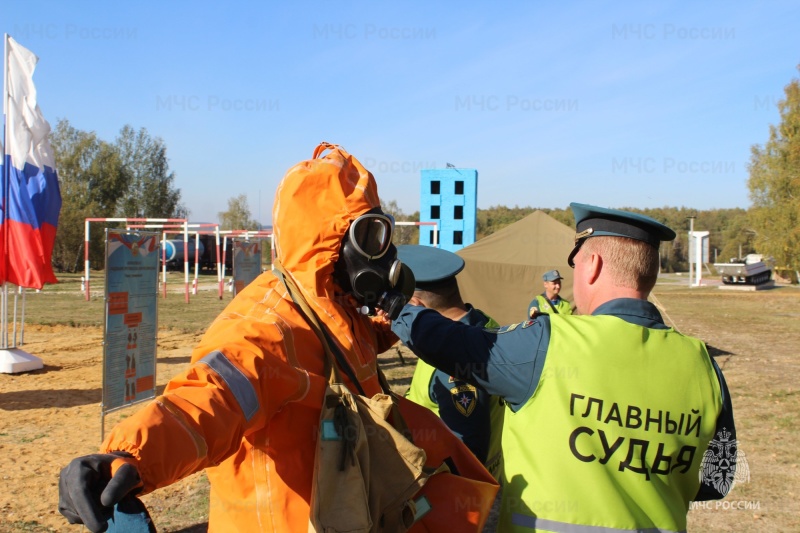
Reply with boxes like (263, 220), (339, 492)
(392, 203), (737, 533)
(398, 245), (504, 481)
(528, 269), (572, 318)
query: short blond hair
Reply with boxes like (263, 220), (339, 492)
(581, 237), (659, 292)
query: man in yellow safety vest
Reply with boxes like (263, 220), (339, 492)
(392, 203), (737, 533)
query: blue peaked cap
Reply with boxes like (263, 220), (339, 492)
(543, 269), (563, 282)
(397, 245), (465, 289)
(568, 202), (676, 267)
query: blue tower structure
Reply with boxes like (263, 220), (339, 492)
(419, 168), (477, 252)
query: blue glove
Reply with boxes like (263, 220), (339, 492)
(58, 452), (144, 532)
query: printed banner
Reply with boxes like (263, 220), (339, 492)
(103, 230), (160, 411)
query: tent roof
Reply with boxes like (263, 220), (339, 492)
(456, 210), (576, 325)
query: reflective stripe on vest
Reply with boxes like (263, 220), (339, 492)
(511, 514), (686, 533)
(198, 351), (260, 421)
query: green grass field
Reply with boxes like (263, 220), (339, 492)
(18, 271), (233, 332)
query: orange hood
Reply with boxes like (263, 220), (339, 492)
(272, 142), (388, 359)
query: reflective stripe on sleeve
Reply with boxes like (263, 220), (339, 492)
(197, 351), (260, 421)
(511, 515), (685, 533)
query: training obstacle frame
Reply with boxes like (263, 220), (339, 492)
(396, 221), (439, 247)
(127, 223), (224, 299)
(126, 224), (273, 300)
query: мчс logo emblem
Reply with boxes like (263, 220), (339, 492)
(700, 428), (750, 494)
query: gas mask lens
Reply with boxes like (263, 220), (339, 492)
(349, 213), (395, 259)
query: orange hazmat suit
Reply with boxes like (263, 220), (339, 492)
(102, 144), (397, 531)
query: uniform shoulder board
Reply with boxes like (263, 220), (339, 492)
(496, 322), (521, 334)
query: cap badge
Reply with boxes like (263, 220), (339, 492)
(574, 228), (593, 243)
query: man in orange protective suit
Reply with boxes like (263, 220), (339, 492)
(57, 143), (421, 532)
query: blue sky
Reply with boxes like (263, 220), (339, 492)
(5, 1), (799, 225)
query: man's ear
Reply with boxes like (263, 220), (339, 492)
(409, 291), (428, 308)
(587, 251), (603, 285)
(411, 290), (428, 308)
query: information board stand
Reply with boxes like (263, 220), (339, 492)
(101, 230), (160, 441)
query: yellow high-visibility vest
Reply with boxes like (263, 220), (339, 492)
(500, 314), (721, 533)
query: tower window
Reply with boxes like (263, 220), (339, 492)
(454, 205), (463, 220)
(453, 231), (463, 245)
(431, 181), (440, 194)
(455, 181), (464, 195)
(431, 205), (440, 219)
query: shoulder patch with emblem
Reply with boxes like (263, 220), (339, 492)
(450, 384), (478, 416)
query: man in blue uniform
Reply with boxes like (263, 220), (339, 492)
(398, 245), (504, 480)
(528, 269), (573, 318)
(392, 203), (737, 533)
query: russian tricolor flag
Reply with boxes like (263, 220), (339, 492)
(1, 35), (61, 290)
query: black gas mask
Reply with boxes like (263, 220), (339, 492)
(335, 209), (415, 320)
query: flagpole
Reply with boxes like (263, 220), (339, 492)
(3, 33), (9, 350)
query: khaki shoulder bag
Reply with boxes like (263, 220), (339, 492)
(277, 266), (429, 532)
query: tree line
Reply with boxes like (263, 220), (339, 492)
(50, 120), (262, 274)
(384, 203), (757, 275)
(50, 119), (186, 272)
(478, 205), (760, 274)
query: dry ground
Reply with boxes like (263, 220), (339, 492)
(1, 278), (798, 532)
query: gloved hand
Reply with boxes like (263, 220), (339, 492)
(58, 451), (143, 532)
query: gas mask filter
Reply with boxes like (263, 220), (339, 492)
(337, 211), (415, 320)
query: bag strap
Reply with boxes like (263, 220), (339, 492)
(312, 141), (342, 160)
(273, 261), (368, 397)
(274, 262), (411, 443)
